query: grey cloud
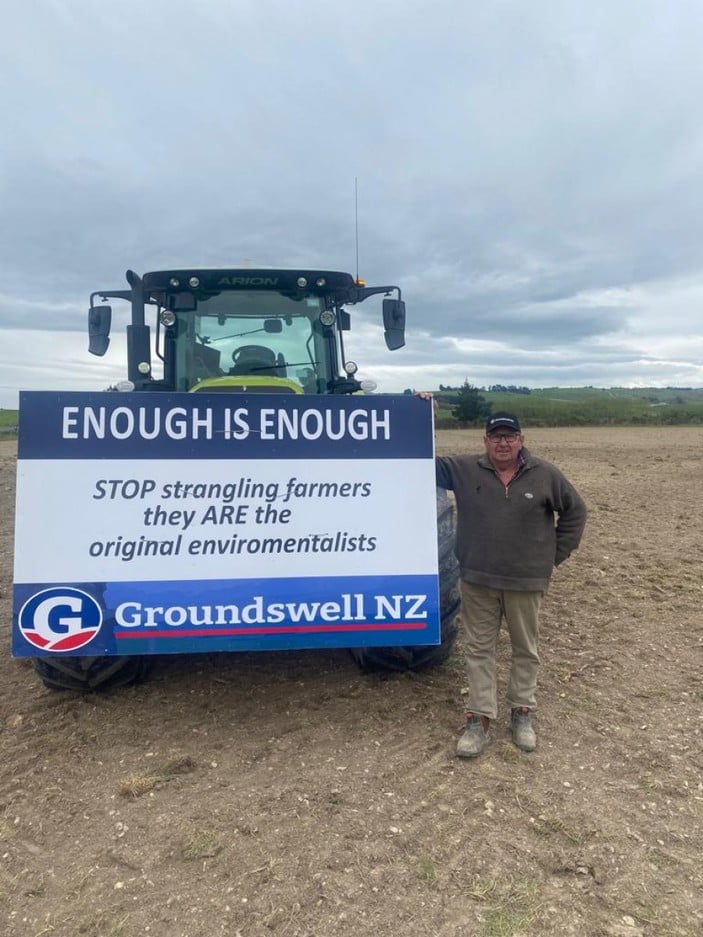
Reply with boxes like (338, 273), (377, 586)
(2, 0), (703, 404)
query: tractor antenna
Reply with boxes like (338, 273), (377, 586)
(354, 176), (360, 283)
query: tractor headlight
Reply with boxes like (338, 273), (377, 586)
(160, 310), (176, 327)
(319, 310), (336, 327)
(344, 360), (358, 375)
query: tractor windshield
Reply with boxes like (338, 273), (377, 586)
(166, 291), (333, 393)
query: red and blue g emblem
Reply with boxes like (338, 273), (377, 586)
(18, 588), (103, 652)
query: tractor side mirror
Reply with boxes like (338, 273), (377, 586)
(382, 298), (406, 350)
(88, 305), (112, 356)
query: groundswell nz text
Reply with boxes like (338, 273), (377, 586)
(62, 405), (391, 441)
(113, 592), (429, 628)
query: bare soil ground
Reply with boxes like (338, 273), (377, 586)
(0, 428), (701, 937)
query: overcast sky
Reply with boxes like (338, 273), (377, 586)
(2, 0), (703, 407)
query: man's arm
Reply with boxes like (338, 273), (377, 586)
(416, 393), (450, 489)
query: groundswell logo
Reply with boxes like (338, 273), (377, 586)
(18, 588), (103, 652)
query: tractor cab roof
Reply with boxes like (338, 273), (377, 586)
(141, 269), (358, 297)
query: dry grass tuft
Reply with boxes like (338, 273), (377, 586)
(118, 754), (198, 798)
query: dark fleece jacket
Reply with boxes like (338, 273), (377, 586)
(436, 447), (587, 591)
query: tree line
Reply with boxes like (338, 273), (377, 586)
(430, 382), (703, 427)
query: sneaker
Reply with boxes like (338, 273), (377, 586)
(511, 707), (537, 752)
(456, 713), (489, 758)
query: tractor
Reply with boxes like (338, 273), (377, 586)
(33, 267), (459, 690)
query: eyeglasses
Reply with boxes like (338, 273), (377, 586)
(487, 433), (520, 444)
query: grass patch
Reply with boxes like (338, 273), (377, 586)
(532, 815), (595, 845)
(118, 773), (164, 798)
(465, 875), (541, 936)
(496, 742), (523, 763)
(182, 830), (222, 860)
(80, 911), (131, 936)
(0, 809), (17, 843)
(118, 755), (197, 798)
(418, 854), (440, 888)
(647, 848), (679, 869)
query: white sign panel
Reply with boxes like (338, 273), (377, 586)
(13, 392), (440, 657)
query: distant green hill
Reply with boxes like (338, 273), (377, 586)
(0, 409), (18, 437)
(433, 387), (703, 427)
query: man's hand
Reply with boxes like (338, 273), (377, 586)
(417, 391), (439, 413)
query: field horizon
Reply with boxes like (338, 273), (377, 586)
(3, 384), (703, 432)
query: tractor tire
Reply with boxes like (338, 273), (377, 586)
(350, 489), (461, 672)
(33, 655), (154, 692)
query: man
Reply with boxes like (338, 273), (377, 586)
(433, 409), (587, 758)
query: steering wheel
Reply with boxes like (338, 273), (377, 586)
(230, 346), (276, 374)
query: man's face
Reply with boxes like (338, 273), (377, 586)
(484, 430), (523, 468)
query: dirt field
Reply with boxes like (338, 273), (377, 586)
(1, 428), (701, 937)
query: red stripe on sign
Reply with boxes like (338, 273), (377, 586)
(52, 630), (100, 651)
(23, 632), (51, 649)
(115, 622), (427, 639)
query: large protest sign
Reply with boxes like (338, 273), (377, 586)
(12, 392), (440, 656)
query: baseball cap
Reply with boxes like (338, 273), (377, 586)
(485, 412), (521, 434)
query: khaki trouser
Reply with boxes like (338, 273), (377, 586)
(460, 581), (543, 721)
